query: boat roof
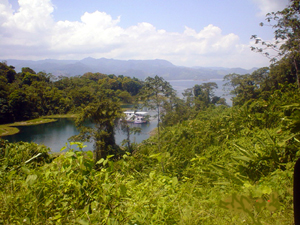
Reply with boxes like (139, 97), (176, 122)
(135, 112), (148, 115)
(124, 111), (148, 115)
(124, 111), (135, 114)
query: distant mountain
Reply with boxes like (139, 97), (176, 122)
(3, 58), (257, 80)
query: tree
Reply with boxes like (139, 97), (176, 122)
(0, 61), (16, 83)
(122, 78), (142, 96)
(71, 96), (122, 163)
(119, 119), (141, 153)
(70, 86), (96, 108)
(9, 90), (35, 121)
(223, 68), (270, 106)
(141, 75), (176, 138)
(193, 82), (219, 109)
(140, 76), (175, 172)
(117, 90), (133, 103)
(251, 0), (300, 87)
(161, 96), (193, 127)
(182, 88), (194, 107)
(21, 67), (36, 74)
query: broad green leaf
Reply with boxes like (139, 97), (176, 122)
(261, 185), (272, 195)
(45, 199), (53, 207)
(26, 174), (37, 186)
(172, 177), (178, 186)
(106, 155), (114, 159)
(233, 156), (251, 162)
(149, 171), (155, 179)
(60, 145), (67, 152)
(86, 150), (93, 158)
(77, 219), (89, 225)
(52, 214), (62, 221)
(233, 143), (252, 158)
(65, 151), (75, 158)
(21, 166), (31, 175)
(96, 158), (105, 165)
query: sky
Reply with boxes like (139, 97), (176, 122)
(0, 0), (290, 69)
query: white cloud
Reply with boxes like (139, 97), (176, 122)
(0, 0), (13, 25)
(252, 0), (290, 17)
(3, 0), (54, 31)
(52, 11), (123, 52)
(0, 0), (271, 68)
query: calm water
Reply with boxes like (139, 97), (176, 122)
(168, 78), (231, 105)
(4, 117), (158, 152)
(3, 79), (231, 152)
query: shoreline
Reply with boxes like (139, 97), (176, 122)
(0, 103), (139, 137)
(0, 114), (78, 137)
(149, 127), (157, 136)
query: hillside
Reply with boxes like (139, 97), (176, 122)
(3, 58), (257, 80)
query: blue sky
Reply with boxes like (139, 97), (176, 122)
(1, 0), (290, 69)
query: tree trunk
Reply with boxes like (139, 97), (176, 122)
(94, 141), (103, 163)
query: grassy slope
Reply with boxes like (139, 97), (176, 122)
(1, 90), (298, 224)
(0, 103), (296, 224)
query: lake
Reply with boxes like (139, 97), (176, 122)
(4, 117), (158, 152)
(3, 79), (231, 152)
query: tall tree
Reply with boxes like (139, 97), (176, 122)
(71, 96), (122, 163)
(224, 68), (270, 106)
(251, 0), (300, 87)
(193, 82), (219, 108)
(141, 75), (175, 137)
(141, 76), (175, 172)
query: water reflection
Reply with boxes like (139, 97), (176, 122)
(4, 117), (157, 152)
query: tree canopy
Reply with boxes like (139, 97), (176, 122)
(0, 63), (144, 124)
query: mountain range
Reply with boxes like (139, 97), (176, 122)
(3, 58), (257, 80)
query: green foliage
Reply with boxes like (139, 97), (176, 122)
(161, 80), (227, 127)
(0, 64), (144, 125)
(251, 0), (300, 87)
(0, 90), (298, 224)
(2, 68), (298, 224)
(2, 2), (300, 222)
(0, 139), (50, 171)
(141, 75), (176, 133)
(71, 97), (123, 163)
(224, 67), (271, 106)
(193, 82), (219, 108)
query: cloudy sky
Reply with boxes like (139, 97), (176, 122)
(1, 0), (290, 69)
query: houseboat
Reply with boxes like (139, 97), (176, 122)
(123, 111), (149, 124)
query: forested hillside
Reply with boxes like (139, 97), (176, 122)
(1, 1), (300, 224)
(4, 58), (256, 80)
(0, 65), (143, 124)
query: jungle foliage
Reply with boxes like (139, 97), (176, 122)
(1, 1), (300, 224)
(0, 65), (143, 124)
(1, 66), (299, 224)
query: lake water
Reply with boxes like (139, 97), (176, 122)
(3, 79), (231, 152)
(4, 117), (158, 152)
(168, 78), (231, 105)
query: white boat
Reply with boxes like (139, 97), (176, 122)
(123, 111), (149, 124)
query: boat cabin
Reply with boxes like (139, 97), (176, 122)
(123, 111), (148, 124)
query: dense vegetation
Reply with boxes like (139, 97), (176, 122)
(0, 65), (143, 124)
(1, 1), (300, 224)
